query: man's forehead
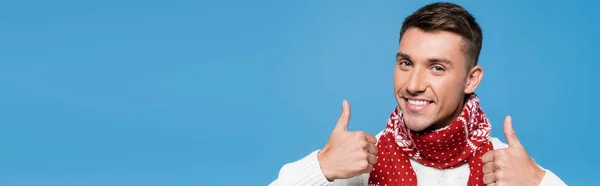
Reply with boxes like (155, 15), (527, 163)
(398, 28), (467, 63)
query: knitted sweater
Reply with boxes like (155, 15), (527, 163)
(269, 131), (566, 186)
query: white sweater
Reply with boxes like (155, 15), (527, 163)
(269, 131), (567, 186)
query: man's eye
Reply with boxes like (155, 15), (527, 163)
(398, 61), (412, 67)
(432, 66), (445, 72)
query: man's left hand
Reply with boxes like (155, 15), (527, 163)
(481, 116), (546, 186)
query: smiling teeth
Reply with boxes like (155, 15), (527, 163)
(408, 99), (429, 106)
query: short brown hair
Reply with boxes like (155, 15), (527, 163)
(400, 2), (483, 67)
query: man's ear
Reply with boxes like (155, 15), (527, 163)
(464, 66), (483, 94)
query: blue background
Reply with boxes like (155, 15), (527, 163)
(1, 0), (597, 185)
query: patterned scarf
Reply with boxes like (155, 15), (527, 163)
(368, 94), (493, 186)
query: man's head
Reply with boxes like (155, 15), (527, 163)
(394, 2), (484, 132)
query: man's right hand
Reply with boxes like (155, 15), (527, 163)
(317, 100), (378, 181)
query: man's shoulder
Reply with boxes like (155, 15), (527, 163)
(374, 130), (509, 150)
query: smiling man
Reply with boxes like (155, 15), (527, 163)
(269, 2), (566, 186)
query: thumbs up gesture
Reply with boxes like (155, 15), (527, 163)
(482, 116), (546, 186)
(317, 100), (378, 181)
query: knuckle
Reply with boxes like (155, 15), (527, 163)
(486, 161), (494, 167)
(367, 133), (376, 140)
(493, 160), (503, 169)
(483, 163), (492, 172)
(356, 131), (365, 138)
(483, 175), (492, 184)
(340, 110), (347, 118)
(494, 150), (504, 158)
(357, 140), (367, 148)
(495, 171), (504, 181)
(483, 151), (495, 162)
(482, 151), (491, 158)
(359, 151), (369, 159)
(363, 160), (370, 169)
(359, 160), (369, 170)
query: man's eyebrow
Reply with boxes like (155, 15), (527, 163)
(396, 52), (453, 66)
(396, 52), (411, 61)
(428, 57), (453, 66)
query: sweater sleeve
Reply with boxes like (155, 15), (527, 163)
(268, 150), (333, 186)
(538, 169), (567, 186)
(269, 131), (384, 186)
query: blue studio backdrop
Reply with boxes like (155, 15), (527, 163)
(1, 0), (598, 185)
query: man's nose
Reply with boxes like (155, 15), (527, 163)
(406, 69), (427, 94)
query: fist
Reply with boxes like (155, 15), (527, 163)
(318, 100), (378, 181)
(482, 116), (545, 186)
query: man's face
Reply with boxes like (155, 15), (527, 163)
(394, 28), (479, 132)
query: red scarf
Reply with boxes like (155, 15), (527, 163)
(368, 94), (493, 186)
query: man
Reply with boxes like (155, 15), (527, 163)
(270, 2), (566, 186)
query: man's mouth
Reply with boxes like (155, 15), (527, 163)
(405, 98), (432, 112)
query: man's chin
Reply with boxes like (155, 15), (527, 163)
(403, 118), (432, 132)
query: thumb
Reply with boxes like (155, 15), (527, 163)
(503, 115), (522, 147)
(333, 100), (351, 132)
